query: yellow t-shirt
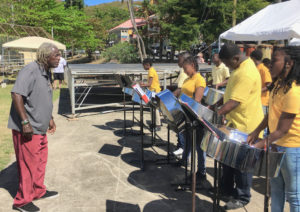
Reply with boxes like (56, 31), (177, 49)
(257, 63), (272, 106)
(177, 68), (189, 88)
(224, 58), (264, 134)
(148, 67), (161, 92)
(211, 63), (230, 85)
(181, 73), (206, 98)
(269, 82), (300, 147)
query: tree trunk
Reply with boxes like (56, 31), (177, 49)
(127, 0), (147, 61)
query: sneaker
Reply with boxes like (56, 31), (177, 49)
(13, 202), (40, 212)
(173, 148), (183, 156)
(224, 199), (246, 210)
(39, 190), (59, 200)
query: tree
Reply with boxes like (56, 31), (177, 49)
(194, 0), (269, 44)
(64, 0), (84, 10)
(0, 0), (101, 55)
(154, 0), (200, 51)
(94, 7), (129, 32)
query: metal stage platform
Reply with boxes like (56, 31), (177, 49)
(66, 63), (212, 116)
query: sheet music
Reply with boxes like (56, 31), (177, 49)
(132, 84), (150, 104)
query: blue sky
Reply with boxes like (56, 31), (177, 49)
(84, 0), (117, 6)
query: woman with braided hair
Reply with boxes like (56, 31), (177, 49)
(248, 46), (300, 212)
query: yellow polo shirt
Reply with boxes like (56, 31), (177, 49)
(148, 67), (161, 93)
(177, 68), (189, 88)
(257, 63), (272, 106)
(224, 58), (264, 134)
(269, 82), (300, 147)
(181, 73), (206, 98)
(211, 63), (230, 85)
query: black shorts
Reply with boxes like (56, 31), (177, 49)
(53, 73), (64, 81)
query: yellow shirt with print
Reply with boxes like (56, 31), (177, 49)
(257, 63), (272, 106)
(269, 82), (300, 147)
(177, 68), (189, 88)
(181, 73), (206, 98)
(148, 67), (161, 93)
(211, 62), (230, 85)
(224, 58), (264, 134)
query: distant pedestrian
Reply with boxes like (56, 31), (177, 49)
(196, 52), (205, 64)
(8, 43), (60, 212)
(53, 57), (67, 89)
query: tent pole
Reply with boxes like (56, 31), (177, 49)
(218, 37), (221, 52)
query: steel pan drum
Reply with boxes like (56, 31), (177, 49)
(205, 88), (224, 106)
(155, 89), (184, 126)
(179, 93), (214, 123)
(201, 125), (285, 178)
(132, 88), (153, 105)
(122, 87), (134, 96)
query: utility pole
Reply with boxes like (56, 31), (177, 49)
(232, 0), (237, 26)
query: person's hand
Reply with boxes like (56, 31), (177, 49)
(247, 130), (259, 145)
(22, 123), (33, 141)
(253, 139), (265, 149)
(48, 119), (56, 135)
(270, 144), (278, 152)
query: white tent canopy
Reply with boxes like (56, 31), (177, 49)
(2, 36), (66, 50)
(289, 38), (300, 46)
(220, 0), (300, 41)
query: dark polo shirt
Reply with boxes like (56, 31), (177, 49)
(8, 61), (53, 135)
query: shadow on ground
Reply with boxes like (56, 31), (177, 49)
(0, 162), (18, 198)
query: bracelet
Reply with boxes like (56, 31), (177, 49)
(21, 119), (30, 125)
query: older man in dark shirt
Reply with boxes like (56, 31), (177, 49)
(8, 43), (60, 212)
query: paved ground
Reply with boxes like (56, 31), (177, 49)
(0, 89), (289, 212)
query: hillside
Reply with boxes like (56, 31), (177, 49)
(85, 1), (142, 16)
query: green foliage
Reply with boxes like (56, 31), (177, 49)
(64, 0), (84, 10)
(102, 42), (139, 63)
(153, 0), (269, 48)
(0, 0), (102, 53)
(95, 7), (129, 32)
(154, 0), (200, 50)
(195, 0), (269, 44)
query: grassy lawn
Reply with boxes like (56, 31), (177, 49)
(0, 80), (62, 171)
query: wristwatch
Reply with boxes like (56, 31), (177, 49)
(21, 119), (30, 125)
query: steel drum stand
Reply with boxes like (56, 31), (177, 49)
(155, 124), (178, 165)
(118, 89), (140, 137)
(264, 129), (271, 211)
(212, 113), (222, 212)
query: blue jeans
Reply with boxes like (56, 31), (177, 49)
(271, 146), (300, 212)
(181, 127), (206, 175)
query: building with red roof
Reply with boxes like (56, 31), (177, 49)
(109, 18), (146, 43)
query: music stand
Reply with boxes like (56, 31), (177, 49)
(114, 74), (138, 136)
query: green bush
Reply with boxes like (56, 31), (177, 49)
(103, 42), (139, 63)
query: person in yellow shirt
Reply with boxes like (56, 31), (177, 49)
(217, 43), (264, 210)
(177, 52), (190, 89)
(210, 53), (230, 90)
(248, 46), (300, 212)
(140, 59), (161, 130)
(173, 56), (208, 186)
(250, 50), (272, 111)
(173, 52), (190, 157)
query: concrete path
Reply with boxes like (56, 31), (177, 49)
(0, 90), (289, 212)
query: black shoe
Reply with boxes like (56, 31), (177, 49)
(39, 190), (59, 200)
(13, 202), (40, 212)
(224, 199), (246, 210)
